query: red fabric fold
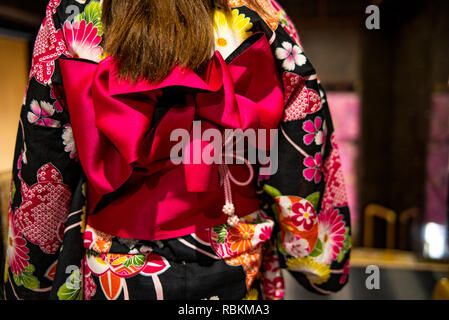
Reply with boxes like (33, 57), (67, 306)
(59, 33), (284, 240)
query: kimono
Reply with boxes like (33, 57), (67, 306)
(2, 0), (351, 300)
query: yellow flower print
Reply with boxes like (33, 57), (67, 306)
(243, 288), (258, 300)
(286, 256), (331, 285)
(213, 9), (253, 59)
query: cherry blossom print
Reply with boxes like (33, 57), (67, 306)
(62, 124), (78, 159)
(27, 100), (61, 128)
(30, 0), (68, 85)
(315, 208), (346, 265)
(6, 213), (30, 275)
(303, 117), (325, 146)
(62, 19), (103, 62)
(275, 41), (306, 71)
(13, 163), (72, 254)
(282, 73), (322, 122)
(291, 199), (317, 231)
(303, 153), (323, 184)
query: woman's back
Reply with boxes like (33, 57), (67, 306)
(2, 0), (351, 300)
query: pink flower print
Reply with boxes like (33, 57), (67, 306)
(291, 200), (317, 231)
(259, 225), (272, 242)
(6, 213), (30, 275)
(303, 153), (323, 184)
(303, 117), (324, 146)
(62, 19), (103, 62)
(27, 100), (61, 128)
(317, 208), (346, 264)
(275, 41), (306, 71)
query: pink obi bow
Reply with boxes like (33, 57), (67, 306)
(59, 33), (284, 240)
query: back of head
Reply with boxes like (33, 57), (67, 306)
(101, 0), (266, 82)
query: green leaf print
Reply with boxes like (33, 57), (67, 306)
(337, 228), (352, 263)
(13, 264), (39, 290)
(74, 1), (103, 36)
(11, 180), (16, 202)
(263, 184), (282, 198)
(123, 254), (146, 268)
(213, 224), (229, 244)
(308, 238), (323, 257)
(57, 269), (82, 300)
(305, 192), (320, 211)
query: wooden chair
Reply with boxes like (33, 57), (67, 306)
(364, 204), (397, 249)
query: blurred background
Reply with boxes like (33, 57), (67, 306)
(0, 0), (448, 299)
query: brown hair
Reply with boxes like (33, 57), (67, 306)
(101, 0), (267, 82)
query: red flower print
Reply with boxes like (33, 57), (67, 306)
(6, 213), (29, 275)
(291, 200), (317, 231)
(13, 163), (72, 254)
(259, 225), (272, 242)
(317, 207), (347, 264)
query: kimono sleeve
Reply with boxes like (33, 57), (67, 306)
(2, 0), (85, 299)
(260, 3), (352, 294)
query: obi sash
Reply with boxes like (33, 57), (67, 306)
(58, 32), (284, 240)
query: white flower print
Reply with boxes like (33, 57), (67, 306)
(27, 100), (61, 128)
(62, 124), (78, 159)
(275, 42), (307, 71)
